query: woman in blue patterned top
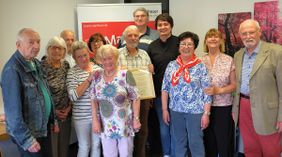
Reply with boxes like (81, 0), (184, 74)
(161, 31), (212, 157)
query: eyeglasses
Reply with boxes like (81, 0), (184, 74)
(240, 30), (258, 37)
(180, 42), (194, 48)
(92, 40), (102, 44)
(134, 15), (147, 18)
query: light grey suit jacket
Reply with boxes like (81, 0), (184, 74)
(232, 41), (282, 135)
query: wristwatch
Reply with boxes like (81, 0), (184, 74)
(203, 111), (211, 116)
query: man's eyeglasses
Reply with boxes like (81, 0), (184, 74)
(240, 30), (258, 37)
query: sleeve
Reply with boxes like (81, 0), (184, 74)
(200, 64), (212, 105)
(161, 62), (172, 92)
(276, 48), (282, 122)
(66, 68), (79, 101)
(1, 67), (35, 150)
(89, 70), (100, 101)
(126, 70), (140, 100)
(143, 51), (152, 65)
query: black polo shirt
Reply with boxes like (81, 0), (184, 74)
(147, 35), (179, 97)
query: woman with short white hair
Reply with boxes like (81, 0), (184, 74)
(41, 36), (71, 157)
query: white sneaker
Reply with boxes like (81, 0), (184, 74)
(163, 155), (170, 157)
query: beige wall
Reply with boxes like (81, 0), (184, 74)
(0, 0), (274, 113)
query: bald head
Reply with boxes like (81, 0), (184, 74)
(123, 25), (139, 49)
(239, 19), (260, 33)
(60, 29), (75, 53)
(239, 19), (262, 52)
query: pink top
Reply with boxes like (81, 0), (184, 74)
(201, 53), (235, 106)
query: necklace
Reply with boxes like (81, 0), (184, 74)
(104, 70), (116, 77)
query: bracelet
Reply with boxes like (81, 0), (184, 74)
(134, 116), (140, 122)
(203, 111), (211, 116)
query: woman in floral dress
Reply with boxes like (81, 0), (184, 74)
(90, 44), (141, 157)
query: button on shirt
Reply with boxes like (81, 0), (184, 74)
(240, 44), (260, 95)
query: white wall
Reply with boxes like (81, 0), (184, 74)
(0, 0), (122, 114)
(0, 0), (273, 113)
(170, 0), (270, 55)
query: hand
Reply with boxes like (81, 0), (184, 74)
(162, 110), (170, 126)
(52, 123), (60, 133)
(148, 64), (154, 73)
(87, 71), (94, 82)
(231, 112), (235, 122)
(201, 114), (210, 130)
(55, 110), (67, 120)
(28, 140), (41, 153)
(133, 119), (141, 131)
(92, 119), (101, 134)
(204, 86), (215, 95)
(276, 121), (282, 133)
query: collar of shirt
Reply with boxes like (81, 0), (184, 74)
(244, 41), (261, 57)
(124, 47), (140, 57)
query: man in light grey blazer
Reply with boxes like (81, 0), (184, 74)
(232, 19), (282, 157)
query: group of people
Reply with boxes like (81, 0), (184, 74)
(1, 7), (282, 157)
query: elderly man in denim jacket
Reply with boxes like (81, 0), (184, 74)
(1, 28), (58, 157)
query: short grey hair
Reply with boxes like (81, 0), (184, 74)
(133, 7), (149, 17)
(239, 19), (261, 32)
(122, 25), (139, 37)
(71, 41), (89, 58)
(17, 28), (39, 42)
(46, 36), (67, 56)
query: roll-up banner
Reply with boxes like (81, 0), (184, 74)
(77, 3), (162, 47)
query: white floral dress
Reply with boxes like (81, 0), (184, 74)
(90, 69), (139, 139)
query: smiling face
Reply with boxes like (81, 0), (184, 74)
(90, 38), (104, 53)
(124, 27), (139, 49)
(134, 10), (149, 27)
(101, 52), (117, 72)
(157, 20), (172, 38)
(239, 20), (261, 52)
(179, 38), (195, 60)
(205, 35), (221, 50)
(73, 48), (90, 69)
(61, 31), (75, 53)
(17, 29), (40, 60)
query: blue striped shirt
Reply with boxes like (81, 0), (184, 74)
(240, 43), (260, 95)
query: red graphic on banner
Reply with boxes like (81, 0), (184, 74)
(82, 21), (155, 47)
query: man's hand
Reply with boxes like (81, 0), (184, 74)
(28, 140), (41, 153)
(276, 121), (282, 133)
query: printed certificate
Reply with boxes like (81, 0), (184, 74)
(129, 69), (155, 100)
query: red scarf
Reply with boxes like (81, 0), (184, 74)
(171, 54), (201, 86)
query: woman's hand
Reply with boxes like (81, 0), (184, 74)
(92, 119), (101, 134)
(204, 86), (215, 95)
(201, 114), (210, 130)
(162, 110), (170, 125)
(52, 123), (60, 133)
(133, 119), (141, 131)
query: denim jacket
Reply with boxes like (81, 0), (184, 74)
(1, 50), (57, 150)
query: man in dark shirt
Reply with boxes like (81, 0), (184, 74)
(147, 13), (179, 157)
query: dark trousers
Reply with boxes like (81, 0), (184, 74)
(204, 105), (234, 157)
(133, 99), (151, 157)
(13, 124), (53, 157)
